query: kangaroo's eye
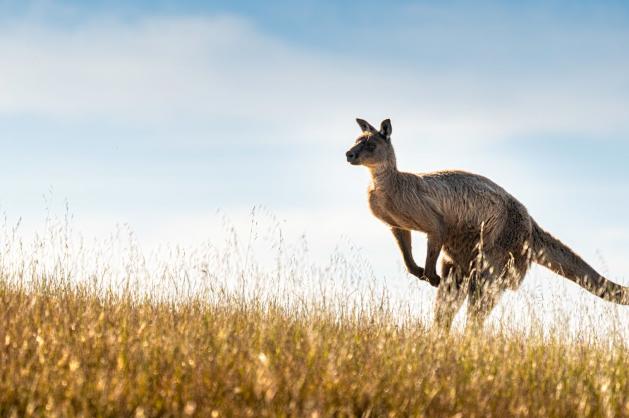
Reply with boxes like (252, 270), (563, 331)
(365, 142), (376, 151)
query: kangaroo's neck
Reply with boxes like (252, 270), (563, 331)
(369, 156), (398, 190)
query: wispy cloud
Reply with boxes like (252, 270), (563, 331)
(2, 12), (629, 146)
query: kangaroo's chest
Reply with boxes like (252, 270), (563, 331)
(368, 186), (439, 234)
(368, 188), (416, 230)
(368, 189), (396, 225)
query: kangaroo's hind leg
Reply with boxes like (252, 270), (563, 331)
(466, 231), (532, 331)
(433, 260), (468, 332)
(465, 256), (509, 332)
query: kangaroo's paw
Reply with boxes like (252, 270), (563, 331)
(423, 272), (441, 287)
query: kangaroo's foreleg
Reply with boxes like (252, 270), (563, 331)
(391, 227), (440, 287)
(424, 234), (443, 286)
(391, 227), (425, 279)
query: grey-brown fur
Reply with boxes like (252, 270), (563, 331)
(346, 118), (629, 331)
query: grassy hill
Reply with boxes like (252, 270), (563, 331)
(0, 215), (627, 417)
(1, 278), (628, 417)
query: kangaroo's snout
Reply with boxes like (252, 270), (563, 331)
(346, 141), (364, 165)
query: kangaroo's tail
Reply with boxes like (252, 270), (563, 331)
(531, 221), (629, 305)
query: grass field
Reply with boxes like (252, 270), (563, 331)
(0, 214), (628, 417)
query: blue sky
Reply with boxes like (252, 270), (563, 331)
(1, 0), (628, 282)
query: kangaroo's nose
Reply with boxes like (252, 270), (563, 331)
(346, 151), (356, 162)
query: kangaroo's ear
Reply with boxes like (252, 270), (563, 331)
(356, 118), (377, 133)
(380, 119), (392, 140)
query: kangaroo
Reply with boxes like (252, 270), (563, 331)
(345, 118), (629, 331)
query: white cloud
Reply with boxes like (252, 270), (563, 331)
(1, 14), (628, 147)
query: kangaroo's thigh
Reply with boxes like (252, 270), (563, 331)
(483, 247), (530, 291)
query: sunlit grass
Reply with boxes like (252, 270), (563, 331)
(0, 209), (628, 417)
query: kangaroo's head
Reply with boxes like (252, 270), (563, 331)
(346, 118), (394, 168)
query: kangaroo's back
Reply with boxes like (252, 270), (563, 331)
(415, 170), (532, 242)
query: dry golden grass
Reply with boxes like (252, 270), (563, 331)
(1, 280), (628, 417)
(0, 211), (628, 417)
